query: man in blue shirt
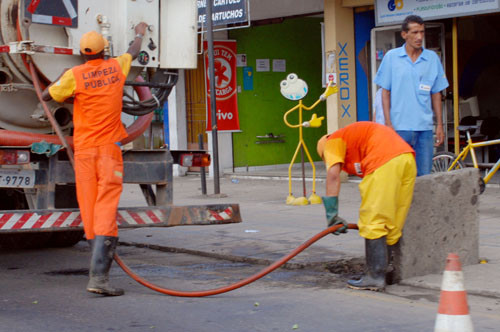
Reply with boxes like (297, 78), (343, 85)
(374, 15), (449, 176)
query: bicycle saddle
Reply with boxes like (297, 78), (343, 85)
(457, 125), (480, 132)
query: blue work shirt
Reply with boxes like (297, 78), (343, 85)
(374, 44), (449, 131)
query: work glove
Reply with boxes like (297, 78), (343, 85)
(322, 196), (348, 235)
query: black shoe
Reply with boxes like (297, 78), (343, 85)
(87, 236), (124, 296)
(347, 236), (387, 291)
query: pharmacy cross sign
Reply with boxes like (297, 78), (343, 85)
(204, 40), (240, 132)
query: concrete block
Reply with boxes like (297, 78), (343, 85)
(392, 168), (480, 282)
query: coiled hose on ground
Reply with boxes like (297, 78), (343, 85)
(114, 223), (359, 297)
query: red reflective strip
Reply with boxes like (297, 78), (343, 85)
(438, 290), (469, 315)
(27, 0), (41, 14)
(51, 211), (71, 228)
(145, 210), (162, 223)
(209, 210), (224, 221)
(52, 16), (72, 26)
(444, 253), (462, 271)
(116, 213), (125, 225)
(0, 213), (14, 228)
(54, 47), (73, 55)
(127, 211), (146, 224)
(0, 45), (10, 53)
(32, 213), (52, 228)
(12, 213), (34, 229)
(223, 208), (233, 218)
(70, 214), (82, 227)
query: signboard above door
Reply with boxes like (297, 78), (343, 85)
(197, 0), (248, 29)
(375, 0), (500, 26)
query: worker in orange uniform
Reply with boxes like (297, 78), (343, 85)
(42, 23), (148, 296)
(316, 122), (416, 291)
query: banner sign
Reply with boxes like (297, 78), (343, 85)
(375, 0), (500, 26)
(198, 0), (248, 27)
(204, 40), (240, 132)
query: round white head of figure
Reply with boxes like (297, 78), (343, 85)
(280, 73), (308, 100)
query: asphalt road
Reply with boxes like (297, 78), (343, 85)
(2, 176), (499, 331)
(1, 241), (499, 332)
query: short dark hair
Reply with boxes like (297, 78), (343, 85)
(402, 15), (424, 32)
(81, 50), (105, 61)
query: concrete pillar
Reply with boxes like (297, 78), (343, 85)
(323, 0), (357, 133)
(391, 169), (480, 282)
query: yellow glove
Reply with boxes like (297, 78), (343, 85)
(308, 114), (324, 128)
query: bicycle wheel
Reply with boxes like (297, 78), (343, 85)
(432, 152), (466, 173)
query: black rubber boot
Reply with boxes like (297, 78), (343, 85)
(385, 242), (399, 285)
(87, 236), (124, 296)
(347, 236), (387, 291)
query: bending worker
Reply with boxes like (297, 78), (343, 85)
(42, 23), (148, 296)
(317, 122), (416, 291)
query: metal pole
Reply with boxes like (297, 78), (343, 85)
(198, 133), (207, 195)
(206, 1), (221, 194)
(300, 145), (306, 197)
(452, 18), (459, 155)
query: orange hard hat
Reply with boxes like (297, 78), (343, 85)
(80, 31), (107, 55)
(317, 134), (328, 160)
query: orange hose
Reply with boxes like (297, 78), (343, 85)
(114, 223), (359, 297)
(0, 76), (153, 147)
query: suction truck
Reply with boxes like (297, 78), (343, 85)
(0, 0), (241, 249)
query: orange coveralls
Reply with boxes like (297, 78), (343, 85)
(322, 122), (417, 245)
(48, 54), (132, 239)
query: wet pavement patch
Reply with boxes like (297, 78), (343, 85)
(324, 257), (364, 276)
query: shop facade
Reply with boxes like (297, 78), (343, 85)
(171, 1), (500, 176)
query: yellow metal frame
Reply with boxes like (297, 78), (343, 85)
(446, 131), (500, 184)
(283, 83), (338, 205)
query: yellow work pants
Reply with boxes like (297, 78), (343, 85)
(358, 153), (416, 245)
(75, 143), (124, 240)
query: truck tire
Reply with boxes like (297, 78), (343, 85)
(0, 189), (53, 249)
(0, 233), (53, 250)
(47, 185), (83, 247)
(0, 186), (83, 249)
(48, 230), (85, 248)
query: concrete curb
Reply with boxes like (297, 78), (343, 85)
(399, 279), (500, 299)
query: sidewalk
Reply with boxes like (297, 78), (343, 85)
(118, 166), (500, 299)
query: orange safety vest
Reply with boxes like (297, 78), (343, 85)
(70, 57), (129, 150)
(325, 122), (415, 177)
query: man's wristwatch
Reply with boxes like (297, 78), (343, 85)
(135, 33), (144, 39)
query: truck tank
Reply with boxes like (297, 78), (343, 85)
(0, 0), (197, 134)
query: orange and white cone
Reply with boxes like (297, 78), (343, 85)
(434, 253), (474, 332)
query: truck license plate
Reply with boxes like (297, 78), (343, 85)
(0, 169), (35, 188)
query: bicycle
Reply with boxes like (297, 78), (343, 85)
(431, 125), (500, 193)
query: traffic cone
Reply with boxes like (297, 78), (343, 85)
(434, 253), (474, 332)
